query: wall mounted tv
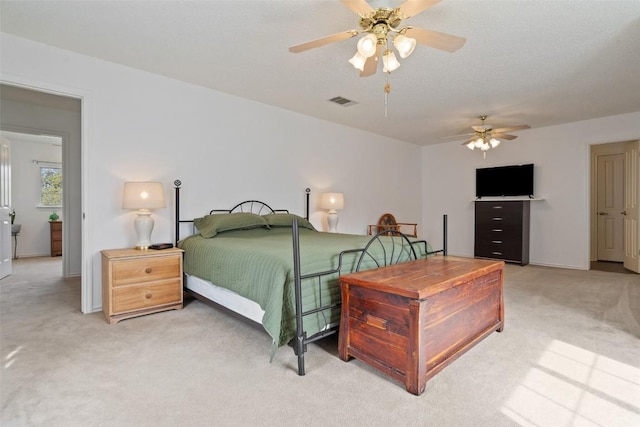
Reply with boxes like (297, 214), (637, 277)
(476, 163), (534, 198)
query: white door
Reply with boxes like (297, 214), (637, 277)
(623, 140), (640, 273)
(596, 153), (625, 261)
(0, 137), (12, 279)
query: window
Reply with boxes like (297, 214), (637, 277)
(40, 166), (62, 207)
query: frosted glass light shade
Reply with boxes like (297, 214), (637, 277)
(357, 34), (377, 57)
(348, 52), (367, 71)
(393, 34), (416, 58)
(382, 50), (401, 73)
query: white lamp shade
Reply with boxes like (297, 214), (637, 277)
(319, 192), (344, 212)
(393, 34), (416, 58)
(348, 51), (367, 71)
(490, 138), (501, 148)
(123, 182), (166, 210)
(357, 34), (377, 57)
(382, 50), (401, 73)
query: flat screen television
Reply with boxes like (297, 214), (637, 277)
(476, 163), (534, 198)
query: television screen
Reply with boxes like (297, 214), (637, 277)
(476, 164), (534, 198)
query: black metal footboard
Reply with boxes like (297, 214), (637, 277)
(289, 216), (447, 376)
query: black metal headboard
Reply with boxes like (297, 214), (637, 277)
(173, 180), (311, 245)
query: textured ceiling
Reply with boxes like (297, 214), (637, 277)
(1, 0), (639, 145)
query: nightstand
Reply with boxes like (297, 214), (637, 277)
(101, 247), (184, 324)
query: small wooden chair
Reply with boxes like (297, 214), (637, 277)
(368, 213), (417, 237)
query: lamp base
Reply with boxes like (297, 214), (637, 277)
(327, 211), (339, 233)
(133, 210), (155, 250)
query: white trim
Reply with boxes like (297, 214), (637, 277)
(1, 73), (94, 314)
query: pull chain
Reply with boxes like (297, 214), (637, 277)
(384, 75), (391, 118)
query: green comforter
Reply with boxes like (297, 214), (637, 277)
(179, 227), (416, 348)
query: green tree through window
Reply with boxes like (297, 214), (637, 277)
(41, 166), (62, 207)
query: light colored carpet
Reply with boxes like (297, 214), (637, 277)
(1, 258), (639, 426)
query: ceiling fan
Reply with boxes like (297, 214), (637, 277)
(448, 115), (531, 157)
(288, 0), (466, 77)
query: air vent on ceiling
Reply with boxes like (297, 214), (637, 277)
(328, 96), (357, 106)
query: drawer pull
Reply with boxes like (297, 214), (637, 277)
(492, 251), (503, 255)
(492, 229), (503, 232)
(145, 267), (152, 274)
(145, 293), (152, 299)
(366, 314), (388, 330)
(492, 240), (503, 244)
(492, 206), (503, 209)
(492, 217), (503, 221)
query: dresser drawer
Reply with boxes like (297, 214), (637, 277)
(112, 255), (181, 286)
(113, 280), (182, 313)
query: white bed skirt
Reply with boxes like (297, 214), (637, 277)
(185, 273), (265, 325)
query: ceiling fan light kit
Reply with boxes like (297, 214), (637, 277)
(459, 115), (531, 158)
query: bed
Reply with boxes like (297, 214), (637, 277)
(174, 181), (447, 375)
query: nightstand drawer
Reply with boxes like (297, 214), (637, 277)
(113, 280), (182, 313)
(112, 256), (181, 286)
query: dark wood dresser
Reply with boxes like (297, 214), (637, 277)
(475, 200), (530, 265)
(49, 221), (62, 257)
(338, 256), (504, 395)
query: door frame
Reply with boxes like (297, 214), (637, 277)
(1, 73), (93, 313)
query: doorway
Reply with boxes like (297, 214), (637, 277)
(0, 131), (63, 260)
(0, 84), (82, 303)
(590, 141), (640, 273)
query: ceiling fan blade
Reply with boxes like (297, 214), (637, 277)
(492, 124), (531, 133)
(289, 30), (358, 53)
(442, 133), (474, 140)
(404, 27), (466, 52)
(340, 0), (374, 16)
(398, 0), (442, 19)
(360, 44), (382, 77)
(492, 133), (517, 140)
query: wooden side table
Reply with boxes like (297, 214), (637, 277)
(101, 247), (184, 324)
(49, 221), (62, 256)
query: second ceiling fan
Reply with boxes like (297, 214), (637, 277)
(289, 0), (466, 76)
(448, 115), (531, 158)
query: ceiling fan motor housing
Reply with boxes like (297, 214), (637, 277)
(359, 8), (403, 43)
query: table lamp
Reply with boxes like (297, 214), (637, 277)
(123, 182), (166, 249)
(320, 192), (344, 233)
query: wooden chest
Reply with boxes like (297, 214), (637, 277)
(338, 256), (504, 395)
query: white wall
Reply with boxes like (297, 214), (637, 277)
(0, 34), (423, 312)
(7, 135), (62, 257)
(422, 111), (640, 270)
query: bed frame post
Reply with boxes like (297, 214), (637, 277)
(174, 180), (182, 246)
(304, 188), (310, 220)
(291, 219), (306, 376)
(443, 214), (448, 256)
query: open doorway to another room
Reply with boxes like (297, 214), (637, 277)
(0, 83), (83, 310)
(2, 131), (63, 264)
(590, 141), (639, 274)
